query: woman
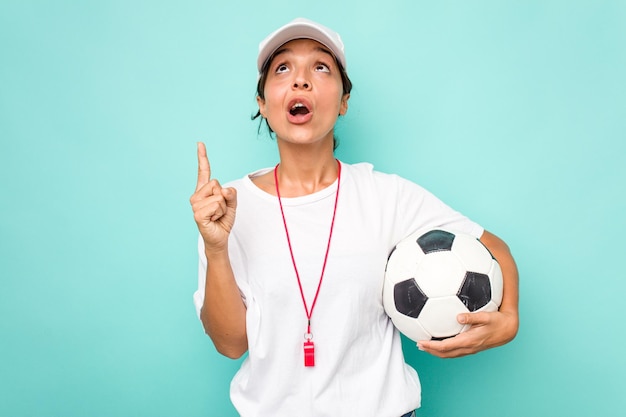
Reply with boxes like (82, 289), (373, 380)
(190, 18), (518, 417)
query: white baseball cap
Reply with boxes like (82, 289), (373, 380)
(257, 18), (346, 73)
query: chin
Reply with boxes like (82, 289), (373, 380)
(276, 126), (333, 145)
(278, 134), (333, 148)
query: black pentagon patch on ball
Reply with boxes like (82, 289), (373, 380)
(394, 278), (428, 318)
(457, 272), (492, 311)
(417, 229), (455, 254)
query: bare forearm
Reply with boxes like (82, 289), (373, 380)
(190, 143), (245, 357)
(201, 248), (248, 358)
(480, 230), (519, 342)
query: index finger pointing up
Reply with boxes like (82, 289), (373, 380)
(196, 142), (211, 192)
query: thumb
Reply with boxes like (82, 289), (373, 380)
(222, 187), (237, 209)
(457, 312), (489, 325)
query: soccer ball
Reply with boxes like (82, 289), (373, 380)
(383, 228), (503, 342)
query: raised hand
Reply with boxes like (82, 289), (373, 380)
(189, 142), (237, 252)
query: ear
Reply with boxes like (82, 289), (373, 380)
(256, 96), (266, 118)
(339, 93), (350, 116)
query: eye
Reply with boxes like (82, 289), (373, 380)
(275, 63), (289, 74)
(315, 63), (330, 73)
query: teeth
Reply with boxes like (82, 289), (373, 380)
(289, 102), (310, 116)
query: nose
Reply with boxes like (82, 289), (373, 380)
(292, 70), (311, 90)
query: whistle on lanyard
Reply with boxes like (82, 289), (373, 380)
(303, 340), (315, 367)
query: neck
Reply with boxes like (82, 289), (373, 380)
(275, 143), (338, 197)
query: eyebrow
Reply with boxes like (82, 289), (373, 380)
(272, 44), (336, 62)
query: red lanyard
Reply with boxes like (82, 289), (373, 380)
(274, 160), (341, 367)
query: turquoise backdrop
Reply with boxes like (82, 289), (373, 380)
(1, 1), (625, 416)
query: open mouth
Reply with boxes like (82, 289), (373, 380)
(286, 98), (313, 124)
(289, 102), (310, 116)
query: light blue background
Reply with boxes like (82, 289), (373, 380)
(1, 1), (625, 416)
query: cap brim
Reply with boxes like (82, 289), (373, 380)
(257, 19), (345, 72)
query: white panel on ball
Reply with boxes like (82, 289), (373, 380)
(419, 296), (467, 338)
(415, 252), (466, 298)
(451, 233), (494, 274)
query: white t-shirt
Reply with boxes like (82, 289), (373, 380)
(194, 162), (483, 417)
